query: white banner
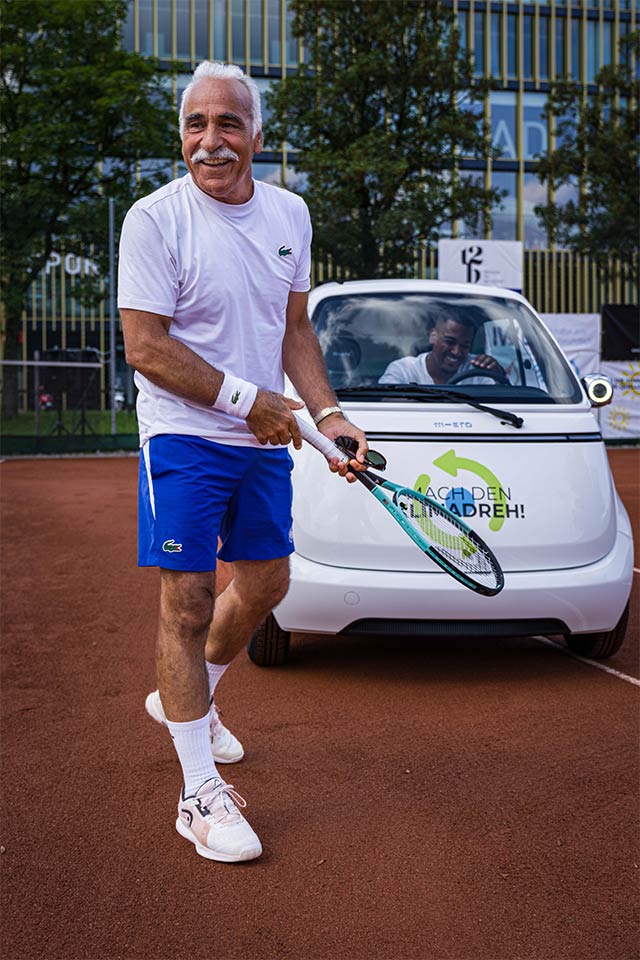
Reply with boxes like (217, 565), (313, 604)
(598, 360), (640, 440)
(541, 313), (601, 380)
(540, 314), (639, 439)
(438, 240), (523, 292)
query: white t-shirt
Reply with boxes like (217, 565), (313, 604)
(379, 353), (436, 385)
(379, 352), (487, 386)
(118, 175), (311, 445)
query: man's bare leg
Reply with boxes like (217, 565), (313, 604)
(157, 568), (216, 722)
(155, 569), (262, 861)
(205, 556), (290, 665)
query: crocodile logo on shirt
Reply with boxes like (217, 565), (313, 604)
(278, 245), (293, 257)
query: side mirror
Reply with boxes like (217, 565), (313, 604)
(581, 374), (614, 407)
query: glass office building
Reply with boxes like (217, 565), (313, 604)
(118, 0), (638, 306)
(19, 0), (638, 409)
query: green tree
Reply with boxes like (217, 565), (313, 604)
(0, 0), (179, 414)
(535, 32), (640, 285)
(266, 0), (500, 280)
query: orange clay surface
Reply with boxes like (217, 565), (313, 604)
(1, 448), (638, 960)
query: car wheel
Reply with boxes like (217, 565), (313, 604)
(565, 601), (629, 659)
(248, 613), (291, 666)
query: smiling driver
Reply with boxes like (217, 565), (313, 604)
(379, 312), (505, 385)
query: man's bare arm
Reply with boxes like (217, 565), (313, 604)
(282, 291), (368, 475)
(121, 307), (303, 444)
(121, 309), (225, 405)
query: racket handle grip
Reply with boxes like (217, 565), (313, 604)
(293, 413), (350, 463)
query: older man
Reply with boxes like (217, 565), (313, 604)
(118, 61), (366, 863)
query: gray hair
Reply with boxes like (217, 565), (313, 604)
(179, 61), (262, 138)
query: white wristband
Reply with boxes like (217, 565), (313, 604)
(214, 374), (258, 420)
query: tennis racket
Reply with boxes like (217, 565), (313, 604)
(294, 414), (504, 597)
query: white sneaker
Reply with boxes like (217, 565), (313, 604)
(145, 690), (245, 763)
(176, 778), (262, 862)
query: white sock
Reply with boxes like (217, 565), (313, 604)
(166, 712), (220, 797)
(205, 661), (230, 705)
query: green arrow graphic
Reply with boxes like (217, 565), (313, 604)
(414, 473), (431, 494)
(432, 449), (507, 532)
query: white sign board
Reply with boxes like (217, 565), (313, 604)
(541, 313), (601, 380)
(599, 360), (640, 440)
(438, 240), (523, 292)
(541, 313), (640, 440)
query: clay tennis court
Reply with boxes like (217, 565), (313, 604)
(1, 448), (638, 960)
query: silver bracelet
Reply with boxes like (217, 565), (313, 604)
(313, 405), (344, 426)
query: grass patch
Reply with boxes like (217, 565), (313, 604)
(1, 409), (139, 437)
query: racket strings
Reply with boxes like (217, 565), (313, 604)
(395, 491), (501, 589)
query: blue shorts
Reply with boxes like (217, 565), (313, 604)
(138, 435), (295, 571)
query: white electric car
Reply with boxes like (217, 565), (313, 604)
(248, 280), (633, 666)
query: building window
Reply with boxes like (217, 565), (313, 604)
(619, 19), (631, 66)
(122, 1), (134, 51)
(507, 14), (518, 77)
(139, 0), (153, 56)
(539, 14), (549, 79)
(553, 103), (577, 151)
(602, 20), (613, 68)
(249, 0), (263, 65)
(490, 91), (517, 160)
(473, 11), (485, 76)
(268, 0), (281, 64)
(491, 172), (517, 241)
(232, 0), (245, 62)
(553, 180), (580, 246)
(214, 0), (226, 60)
(254, 163), (306, 192)
(284, 167), (307, 192)
(523, 14), (534, 79)
(555, 15), (566, 77)
(138, 157), (175, 183)
(457, 10), (468, 54)
(253, 162), (283, 187)
(586, 20), (600, 82)
(176, 72), (191, 121)
(285, 2), (298, 66)
(523, 174), (547, 249)
(195, 0), (210, 61)
(176, 0), (191, 60)
(491, 13), (502, 77)
(570, 17), (582, 80)
(456, 170), (486, 240)
(254, 77), (273, 146)
(157, 0), (171, 58)
(523, 93), (548, 161)
(456, 93), (484, 161)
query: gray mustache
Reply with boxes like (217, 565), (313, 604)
(191, 147), (239, 163)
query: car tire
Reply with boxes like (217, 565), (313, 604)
(248, 613), (291, 667)
(564, 601), (629, 659)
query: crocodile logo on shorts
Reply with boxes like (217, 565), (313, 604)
(231, 390), (240, 404)
(278, 245), (292, 257)
(162, 539), (183, 553)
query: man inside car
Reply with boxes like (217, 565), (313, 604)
(379, 312), (506, 386)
